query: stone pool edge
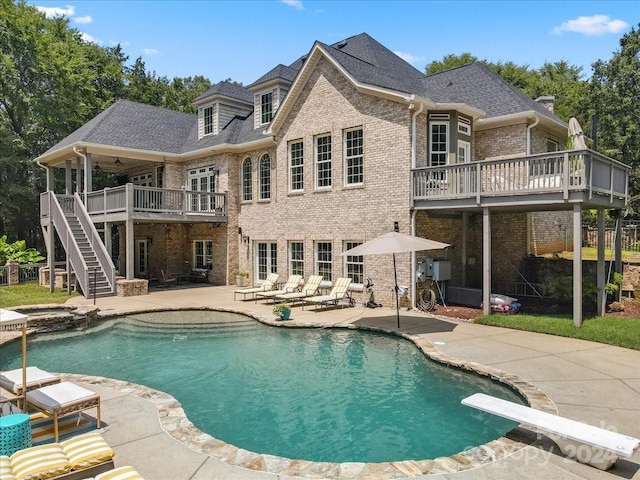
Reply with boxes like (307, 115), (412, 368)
(17, 306), (557, 479)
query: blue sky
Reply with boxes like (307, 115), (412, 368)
(31, 1), (636, 84)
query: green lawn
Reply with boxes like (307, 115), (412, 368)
(0, 282), (78, 308)
(476, 314), (640, 350)
(548, 247), (640, 263)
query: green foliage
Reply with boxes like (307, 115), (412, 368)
(0, 235), (45, 265)
(542, 273), (598, 303)
(0, 282), (77, 308)
(605, 272), (624, 296)
(273, 303), (291, 315)
(476, 314), (640, 350)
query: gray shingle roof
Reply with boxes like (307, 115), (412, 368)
(193, 81), (253, 104)
(420, 62), (566, 124)
(247, 64), (298, 89)
(42, 33), (565, 159)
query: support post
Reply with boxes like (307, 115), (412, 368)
(126, 219), (134, 280)
(596, 209), (606, 316)
(615, 217), (623, 302)
(84, 153), (92, 205)
(573, 204), (583, 327)
(48, 194), (55, 293)
(65, 160), (72, 195)
(482, 207), (491, 315)
(461, 212), (468, 287)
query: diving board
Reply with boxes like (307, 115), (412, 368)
(462, 393), (640, 470)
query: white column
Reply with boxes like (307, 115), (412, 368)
(65, 160), (72, 195)
(461, 212), (468, 287)
(615, 217), (623, 302)
(482, 207), (491, 315)
(573, 204), (583, 327)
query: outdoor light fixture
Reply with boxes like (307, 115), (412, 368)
(114, 158), (122, 167)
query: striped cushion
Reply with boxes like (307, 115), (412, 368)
(95, 466), (144, 479)
(0, 455), (17, 480)
(60, 433), (114, 471)
(9, 443), (71, 480)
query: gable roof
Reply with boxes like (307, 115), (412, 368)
(38, 33), (567, 164)
(193, 81), (253, 105)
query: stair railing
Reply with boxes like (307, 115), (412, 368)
(73, 193), (116, 294)
(48, 193), (91, 294)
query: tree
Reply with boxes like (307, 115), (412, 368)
(588, 23), (640, 213)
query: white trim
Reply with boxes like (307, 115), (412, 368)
(288, 140), (304, 193)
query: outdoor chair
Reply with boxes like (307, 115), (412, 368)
(275, 275), (323, 305)
(0, 366), (61, 397)
(158, 270), (177, 288)
(303, 277), (354, 310)
(233, 273), (280, 301)
(26, 382), (101, 442)
(255, 275), (303, 303)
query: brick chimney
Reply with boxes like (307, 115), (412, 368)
(535, 96), (555, 113)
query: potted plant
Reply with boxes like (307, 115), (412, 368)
(273, 303), (292, 321)
(234, 271), (248, 287)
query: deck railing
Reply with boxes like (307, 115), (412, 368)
(85, 184), (227, 217)
(412, 149), (629, 203)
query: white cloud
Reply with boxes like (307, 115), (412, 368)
(143, 48), (159, 56)
(394, 51), (425, 64)
(552, 14), (629, 36)
(74, 15), (92, 24)
(281, 0), (303, 10)
(36, 4), (75, 18)
(80, 32), (99, 44)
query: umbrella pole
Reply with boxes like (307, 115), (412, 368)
(22, 321), (27, 409)
(393, 253), (400, 328)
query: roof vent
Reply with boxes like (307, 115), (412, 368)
(336, 40), (347, 49)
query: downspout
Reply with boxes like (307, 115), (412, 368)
(73, 146), (87, 205)
(409, 98), (424, 309)
(525, 116), (539, 255)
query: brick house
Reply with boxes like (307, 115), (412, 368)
(34, 33), (628, 323)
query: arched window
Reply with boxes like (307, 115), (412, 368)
(259, 154), (271, 200)
(242, 157), (252, 201)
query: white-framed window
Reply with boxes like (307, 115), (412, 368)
(289, 241), (304, 276)
(155, 165), (164, 188)
(344, 241), (363, 284)
(256, 242), (277, 281)
(289, 140), (304, 192)
(131, 173), (153, 186)
(429, 122), (448, 168)
(458, 140), (472, 194)
(458, 140), (470, 164)
(188, 166), (218, 211)
(203, 106), (214, 135)
(315, 134), (332, 189)
(344, 128), (363, 186)
(193, 240), (213, 269)
(261, 92), (273, 125)
(242, 157), (252, 201)
(457, 118), (471, 135)
(315, 241), (332, 281)
(546, 139), (559, 152)
(259, 154), (271, 200)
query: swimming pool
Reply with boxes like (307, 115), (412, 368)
(1, 310), (524, 463)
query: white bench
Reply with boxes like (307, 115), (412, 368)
(462, 393), (640, 470)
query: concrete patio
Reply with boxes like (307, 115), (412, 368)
(8, 284), (640, 479)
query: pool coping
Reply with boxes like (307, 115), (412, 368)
(14, 306), (557, 478)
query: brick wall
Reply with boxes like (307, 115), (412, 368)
(237, 57), (414, 304)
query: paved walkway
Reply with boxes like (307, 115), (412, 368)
(11, 285), (640, 479)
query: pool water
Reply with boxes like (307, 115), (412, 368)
(0, 311), (524, 463)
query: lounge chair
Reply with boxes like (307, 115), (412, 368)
(157, 270), (177, 288)
(1, 432), (116, 480)
(233, 273), (280, 301)
(255, 275), (303, 303)
(0, 366), (61, 396)
(275, 275), (323, 305)
(26, 382), (101, 442)
(303, 277), (355, 310)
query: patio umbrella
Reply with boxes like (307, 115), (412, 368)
(568, 117), (587, 150)
(342, 232), (450, 328)
(0, 308), (29, 407)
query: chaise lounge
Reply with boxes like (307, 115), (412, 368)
(255, 275), (302, 303)
(0, 367), (61, 397)
(303, 277), (354, 310)
(233, 273), (280, 301)
(26, 382), (100, 443)
(274, 275), (323, 305)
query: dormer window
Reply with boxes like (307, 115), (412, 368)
(203, 106), (214, 135)
(198, 103), (218, 138)
(261, 92), (273, 125)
